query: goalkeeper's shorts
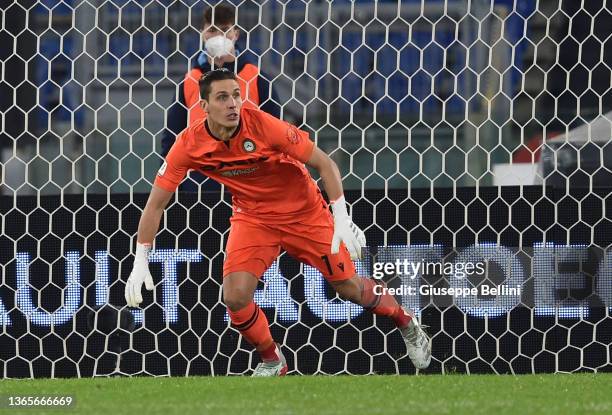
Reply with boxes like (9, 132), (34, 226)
(223, 208), (356, 282)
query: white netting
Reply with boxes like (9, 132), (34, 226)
(0, 0), (611, 377)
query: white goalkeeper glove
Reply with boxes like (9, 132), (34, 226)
(124, 242), (155, 308)
(330, 196), (366, 260)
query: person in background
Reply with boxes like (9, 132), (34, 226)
(161, 2), (280, 191)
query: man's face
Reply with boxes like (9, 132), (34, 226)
(202, 22), (239, 43)
(202, 79), (242, 129)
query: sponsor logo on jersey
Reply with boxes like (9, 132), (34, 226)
(220, 166), (259, 177)
(242, 139), (256, 152)
(157, 161), (167, 176)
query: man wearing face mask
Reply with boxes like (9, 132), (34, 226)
(161, 2), (280, 190)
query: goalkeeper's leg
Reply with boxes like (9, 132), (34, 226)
(278, 208), (431, 369)
(330, 278), (409, 324)
(330, 277), (432, 369)
(223, 271), (288, 376)
(223, 215), (287, 376)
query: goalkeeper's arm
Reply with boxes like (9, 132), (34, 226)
(306, 147), (366, 260)
(136, 185), (173, 244)
(125, 185), (174, 307)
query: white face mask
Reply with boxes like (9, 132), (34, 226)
(204, 35), (235, 58)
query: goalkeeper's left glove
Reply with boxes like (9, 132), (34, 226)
(330, 195), (366, 260)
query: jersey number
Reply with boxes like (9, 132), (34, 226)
(321, 255), (333, 275)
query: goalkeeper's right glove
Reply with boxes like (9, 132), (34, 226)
(124, 242), (155, 308)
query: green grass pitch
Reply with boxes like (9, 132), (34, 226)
(1, 374), (611, 415)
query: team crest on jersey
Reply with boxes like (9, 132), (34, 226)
(242, 139), (256, 152)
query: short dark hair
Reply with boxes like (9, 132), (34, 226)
(199, 68), (238, 100)
(203, 3), (235, 28)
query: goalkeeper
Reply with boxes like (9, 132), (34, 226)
(125, 69), (431, 376)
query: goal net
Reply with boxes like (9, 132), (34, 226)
(1, 0), (611, 377)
